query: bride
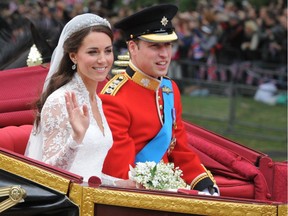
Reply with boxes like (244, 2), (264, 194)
(24, 13), (133, 187)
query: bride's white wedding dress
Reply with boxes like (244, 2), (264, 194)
(25, 73), (116, 183)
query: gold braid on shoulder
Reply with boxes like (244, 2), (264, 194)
(112, 53), (130, 75)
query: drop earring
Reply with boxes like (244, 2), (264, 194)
(72, 63), (76, 70)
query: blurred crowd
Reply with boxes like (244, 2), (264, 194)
(0, 0), (287, 88)
(169, 0), (287, 89)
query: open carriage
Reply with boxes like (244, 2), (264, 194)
(0, 64), (287, 215)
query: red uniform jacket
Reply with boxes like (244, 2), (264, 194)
(99, 64), (215, 191)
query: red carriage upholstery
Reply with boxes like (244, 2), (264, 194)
(0, 65), (48, 127)
(184, 121), (287, 202)
(0, 125), (32, 155)
(0, 64), (108, 127)
(259, 157), (288, 202)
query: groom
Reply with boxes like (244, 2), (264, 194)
(99, 4), (219, 195)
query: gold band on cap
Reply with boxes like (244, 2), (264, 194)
(139, 31), (178, 42)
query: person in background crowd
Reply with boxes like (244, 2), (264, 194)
(216, 12), (244, 65)
(241, 20), (260, 61)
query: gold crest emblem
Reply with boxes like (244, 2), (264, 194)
(161, 16), (168, 26)
(162, 85), (173, 94)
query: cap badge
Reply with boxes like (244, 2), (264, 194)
(161, 16), (168, 26)
(162, 85), (173, 94)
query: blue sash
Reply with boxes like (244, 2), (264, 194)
(135, 79), (174, 163)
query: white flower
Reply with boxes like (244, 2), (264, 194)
(27, 44), (43, 66)
(129, 160), (188, 190)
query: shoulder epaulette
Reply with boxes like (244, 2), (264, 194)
(100, 74), (129, 96)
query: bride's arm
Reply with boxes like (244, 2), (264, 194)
(41, 91), (90, 169)
(41, 94), (80, 169)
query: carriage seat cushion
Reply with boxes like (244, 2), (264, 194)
(0, 65), (109, 127)
(0, 125), (33, 155)
(0, 65), (48, 127)
(183, 121), (270, 201)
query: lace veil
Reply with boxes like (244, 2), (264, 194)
(43, 13), (111, 91)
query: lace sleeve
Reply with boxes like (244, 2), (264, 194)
(41, 93), (80, 169)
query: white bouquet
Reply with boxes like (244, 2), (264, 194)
(129, 160), (188, 190)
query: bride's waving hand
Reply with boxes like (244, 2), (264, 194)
(65, 91), (89, 144)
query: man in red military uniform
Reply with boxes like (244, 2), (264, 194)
(99, 4), (219, 195)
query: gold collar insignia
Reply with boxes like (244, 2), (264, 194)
(129, 62), (161, 91)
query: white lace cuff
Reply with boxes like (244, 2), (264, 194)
(67, 135), (83, 150)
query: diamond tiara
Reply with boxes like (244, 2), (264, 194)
(66, 14), (111, 39)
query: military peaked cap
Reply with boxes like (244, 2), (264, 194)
(114, 4), (178, 42)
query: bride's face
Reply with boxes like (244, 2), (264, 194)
(70, 31), (114, 85)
